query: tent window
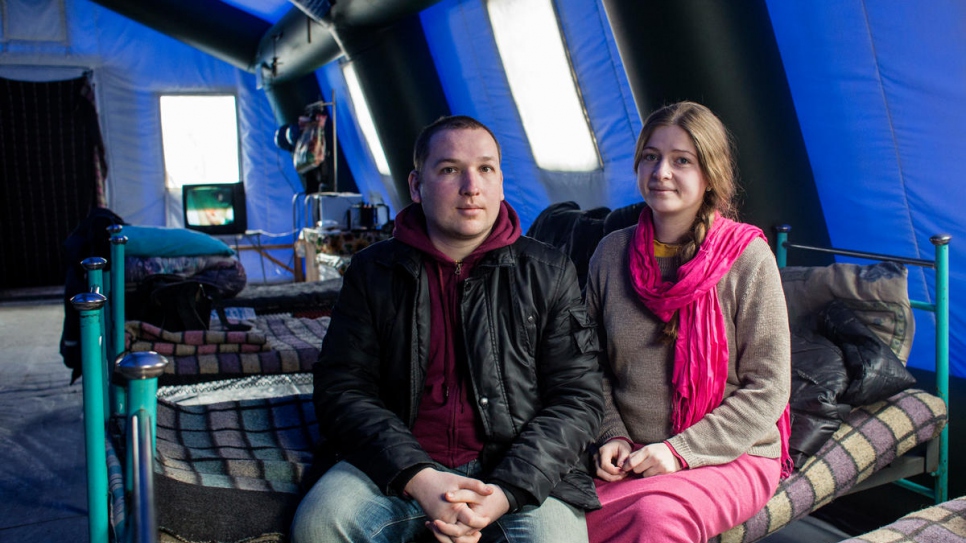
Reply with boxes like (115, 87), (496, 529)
(487, 0), (599, 172)
(342, 62), (391, 176)
(159, 94), (240, 189)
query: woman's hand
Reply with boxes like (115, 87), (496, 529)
(595, 439), (632, 481)
(621, 442), (681, 477)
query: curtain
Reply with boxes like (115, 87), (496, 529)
(0, 73), (107, 289)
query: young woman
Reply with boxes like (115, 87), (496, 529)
(584, 101), (792, 542)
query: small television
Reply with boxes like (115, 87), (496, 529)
(182, 182), (248, 236)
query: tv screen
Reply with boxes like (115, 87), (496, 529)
(182, 182), (248, 236)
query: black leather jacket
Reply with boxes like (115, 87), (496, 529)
(313, 236), (603, 510)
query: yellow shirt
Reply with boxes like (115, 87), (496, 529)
(653, 240), (681, 258)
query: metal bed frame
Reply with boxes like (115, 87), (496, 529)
(775, 224), (950, 504)
(72, 225), (167, 543)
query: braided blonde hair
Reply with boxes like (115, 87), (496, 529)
(633, 101), (739, 338)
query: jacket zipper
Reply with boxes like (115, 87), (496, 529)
(455, 260), (463, 276)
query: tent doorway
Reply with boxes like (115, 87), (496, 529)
(0, 74), (106, 289)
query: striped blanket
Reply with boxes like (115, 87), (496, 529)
(841, 496), (966, 542)
(715, 388), (947, 542)
(127, 315), (329, 386)
(126, 321), (270, 355)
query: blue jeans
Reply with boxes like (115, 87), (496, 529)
(290, 460), (589, 543)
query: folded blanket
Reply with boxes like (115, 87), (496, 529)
(125, 320), (269, 356)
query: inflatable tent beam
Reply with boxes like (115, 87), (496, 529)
(87, 0), (333, 126)
(337, 12), (451, 210)
(253, 0), (442, 85)
(255, 1), (448, 208)
(602, 0), (832, 264)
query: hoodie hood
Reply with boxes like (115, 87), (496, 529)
(393, 200), (522, 264)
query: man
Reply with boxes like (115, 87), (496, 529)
(291, 115), (603, 543)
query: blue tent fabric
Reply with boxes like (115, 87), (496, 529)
(421, 0), (640, 230)
(420, 0), (552, 228)
(3, 0), (965, 378)
(314, 63), (398, 210)
(1, 0), (302, 283)
(555, 0), (643, 207)
(767, 0), (966, 377)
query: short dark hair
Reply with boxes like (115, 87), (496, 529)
(412, 115), (502, 171)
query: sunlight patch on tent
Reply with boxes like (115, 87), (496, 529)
(487, 0), (599, 172)
(342, 62), (392, 176)
(159, 95), (240, 189)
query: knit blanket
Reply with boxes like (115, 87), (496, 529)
(127, 315), (329, 386)
(153, 386), (319, 542)
(154, 388), (318, 494)
(840, 496), (966, 542)
(104, 375), (318, 543)
(714, 388), (947, 542)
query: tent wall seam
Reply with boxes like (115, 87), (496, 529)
(590, 3), (638, 151)
(861, 0), (929, 302)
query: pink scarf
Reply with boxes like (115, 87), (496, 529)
(628, 206), (793, 478)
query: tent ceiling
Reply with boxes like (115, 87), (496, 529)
(91, 0), (442, 85)
(219, 0), (291, 23)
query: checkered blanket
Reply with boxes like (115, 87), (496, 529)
(141, 315), (329, 386)
(154, 390), (319, 494)
(840, 496), (966, 542)
(715, 388), (947, 542)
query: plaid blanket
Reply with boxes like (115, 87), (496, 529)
(142, 316), (329, 386)
(126, 321), (270, 356)
(715, 388), (947, 543)
(840, 496), (966, 542)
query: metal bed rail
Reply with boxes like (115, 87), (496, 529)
(71, 224), (168, 543)
(774, 225), (950, 504)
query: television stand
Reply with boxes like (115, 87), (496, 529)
(220, 230), (295, 283)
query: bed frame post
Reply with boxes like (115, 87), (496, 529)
(119, 352), (168, 454)
(118, 351), (168, 543)
(932, 234), (951, 503)
(110, 227), (129, 420)
(71, 289), (109, 543)
(83, 257), (112, 422)
(775, 225), (790, 268)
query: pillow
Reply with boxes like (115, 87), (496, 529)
(124, 225), (235, 257)
(780, 261), (914, 364)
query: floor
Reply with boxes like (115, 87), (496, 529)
(0, 294), (908, 543)
(0, 297), (88, 542)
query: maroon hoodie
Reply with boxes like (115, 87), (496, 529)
(392, 201), (522, 468)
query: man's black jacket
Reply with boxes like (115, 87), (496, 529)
(313, 235), (604, 510)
